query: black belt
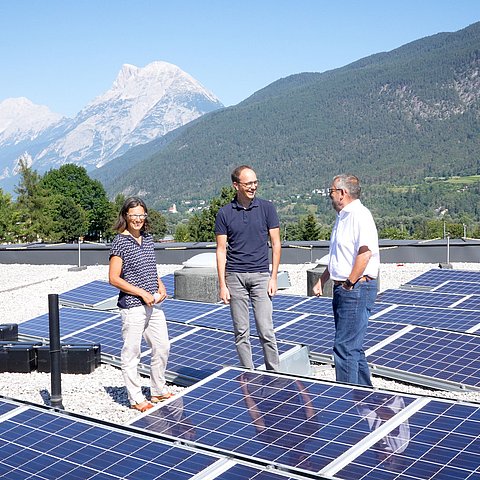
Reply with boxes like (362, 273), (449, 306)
(333, 275), (375, 286)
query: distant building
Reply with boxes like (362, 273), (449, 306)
(168, 203), (177, 213)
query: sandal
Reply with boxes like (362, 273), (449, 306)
(130, 401), (154, 412)
(151, 392), (174, 403)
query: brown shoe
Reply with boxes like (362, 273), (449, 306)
(130, 401), (154, 412)
(151, 392), (174, 403)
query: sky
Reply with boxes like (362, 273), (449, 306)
(1, 1), (479, 118)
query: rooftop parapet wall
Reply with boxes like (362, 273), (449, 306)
(1, 239), (479, 265)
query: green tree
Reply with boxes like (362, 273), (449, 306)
(187, 186), (235, 241)
(0, 189), (21, 242)
(14, 157), (53, 242)
(41, 164), (114, 240)
(46, 195), (89, 242)
(379, 226), (410, 240)
(148, 209), (168, 241)
(174, 223), (190, 242)
(300, 213), (321, 241)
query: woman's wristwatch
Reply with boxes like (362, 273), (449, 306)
(343, 278), (355, 289)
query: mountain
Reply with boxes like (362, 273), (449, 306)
(0, 98), (69, 181)
(95, 22), (480, 215)
(0, 61), (223, 190)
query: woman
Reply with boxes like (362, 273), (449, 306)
(109, 197), (172, 412)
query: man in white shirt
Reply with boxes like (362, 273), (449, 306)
(313, 174), (379, 386)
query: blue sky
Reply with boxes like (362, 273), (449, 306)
(1, 1), (478, 117)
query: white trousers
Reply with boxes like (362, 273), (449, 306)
(120, 305), (170, 404)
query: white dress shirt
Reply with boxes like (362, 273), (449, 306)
(328, 199), (380, 281)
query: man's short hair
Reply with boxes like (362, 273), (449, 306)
(231, 165), (254, 183)
(334, 174), (362, 199)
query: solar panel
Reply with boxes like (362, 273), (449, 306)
(59, 280), (118, 309)
(19, 307), (118, 340)
(334, 400), (480, 480)
(272, 295), (312, 311)
(274, 315), (408, 359)
(432, 280), (480, 295)
(0, 399), (224, 479)
(166, 329), (299, 382)
(131, 367), (480, 479)
(285, 296), (334, 315)
(376, 289), (466, 308)
(371, 304), (480, 333)
(283, 297), (392, 317)
(188, 308), (304, 336)
(160, 273), (175, 297)
(454, 295), (480, 311)
(161, 298), (226, 323)
(64, 320), (195, 358)
(367, 326), (480, 389)
(404, 268), (480, 289)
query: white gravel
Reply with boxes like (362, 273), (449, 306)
(1, 262), (479, 425)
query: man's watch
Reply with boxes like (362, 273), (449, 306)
(343, 278), (354, 289)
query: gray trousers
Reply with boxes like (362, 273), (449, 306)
(226, 272), (280, 371)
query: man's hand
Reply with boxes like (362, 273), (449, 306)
(268, 278), (278, 297)
(312, 279), (323, 297)
(219, 285), (231, 304)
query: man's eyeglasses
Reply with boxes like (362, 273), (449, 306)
(127, 214), (148, 220)
(328, 188), (343, 195)
(237, 180), (259, 188)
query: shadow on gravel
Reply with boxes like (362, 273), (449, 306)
(104, 385), (152, 408)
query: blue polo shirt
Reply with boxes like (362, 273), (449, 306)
(215, 196), (279, 273)
(109, 232), (158, 309)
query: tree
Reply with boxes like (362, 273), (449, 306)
(14, 157), (53, 242)
(46, 195), (89, 242)
(41, 164), (114, 240)
(0, 189), (21, 242)
(299, 213), (321, 241)
(187, 186), (235, 241)
(148, 209), (168, 241)
(174, 223), (190, 242)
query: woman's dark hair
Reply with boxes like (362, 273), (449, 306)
(113, 197), (150, 233)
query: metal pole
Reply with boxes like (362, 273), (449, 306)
(48, 294), (64, 409)
(446, 235), (450, 265)
(77, 238), (81, 267)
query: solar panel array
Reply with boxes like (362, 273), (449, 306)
(19, 307), (300, 384)
(132, 367), (480, 480)
(404, 268), (480, 289)
(0, 397), (301, 480)
(19, 268), (480, 390)
(6, 268), (480, 479)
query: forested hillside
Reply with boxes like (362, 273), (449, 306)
(94, 22), (480, 231)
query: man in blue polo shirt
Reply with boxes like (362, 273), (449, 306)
(215, 165), (281, 371)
